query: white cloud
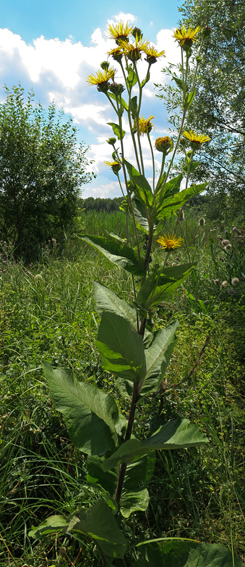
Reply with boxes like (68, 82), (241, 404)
(83, 181), (120, 198)
(111, 13), (136, 24)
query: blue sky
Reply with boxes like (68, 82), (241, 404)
(0, 0), (182, 198)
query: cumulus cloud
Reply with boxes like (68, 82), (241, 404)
(0, 13), (181, 197)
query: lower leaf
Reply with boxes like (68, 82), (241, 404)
(121, 488), (150, 518)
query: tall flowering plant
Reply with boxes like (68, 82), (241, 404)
(28, 21), (237, 567)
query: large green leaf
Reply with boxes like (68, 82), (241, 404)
(87, 454), (118, 496)
(124, 453), (156, 490)
(156, 183), (207, 219)
(137, 540), (244, 567)
(93, 282), (153, 353)
(132, 198), (150, 233)
(29, 501), (127, 560)
(129, 95), (138, 119)
(76, 500), (127, 558)
(108, 92), (128, 111)
(121, 488), (150, 518)
(29, 515), (68, 539)
(183, 161), (200, 174)
(81, 234), (144, 276)
(124, 159), (153, 207)
(107, 122), (125, 140)
(94, 281), (137, 327)
(96, 311), (146, 383)
(103, 418), (208, 470)
(156, 174), (183, 203)
(120, 454), (155, 518)
(139, 321), (179, 395)
(137, 264), (196, 309)
(127, 66), (138, 89)
(43, 363), (126, 455)
(86, 454), (155, 519)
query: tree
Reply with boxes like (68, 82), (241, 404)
(156, 0), (245, 220)
(0, 85), (94, 260)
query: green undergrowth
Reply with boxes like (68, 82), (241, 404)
(0, 210), (245, 565)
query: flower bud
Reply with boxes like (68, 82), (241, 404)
(198, 217), (205, 226)
(109, 82), (125, 95)
(97, 82), (110, 93)
(111, 163), (121, 174)
(100, 61), (110, 71)
(155, 136), (173, 154)
(203, 25), (211, 38)
(132, 27), (143, 40)
(106, 137), (117, 146)
(182, 41), (192, 53)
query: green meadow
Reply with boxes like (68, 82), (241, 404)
(1, 207), (245, 566)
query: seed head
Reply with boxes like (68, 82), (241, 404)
(198, 217), (205, 226)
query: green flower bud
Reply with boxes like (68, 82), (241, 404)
(132, 27), (143, 41)
(97, 82), (110, 93)
(111, 163), (121, 174)
(100, 61), (110, 71)
(203, 25), (211, 38)
(155, 136), (173, 154)
(106, 137), (117, 146)
(109, 82), (125, 96)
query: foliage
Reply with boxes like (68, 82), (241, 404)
(156, 0), (245, 220)
(0, 85), (94, 261)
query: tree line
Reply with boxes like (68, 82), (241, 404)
(78, 196), (124, 213)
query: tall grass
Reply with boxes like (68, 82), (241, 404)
(0, 209), (245, 565)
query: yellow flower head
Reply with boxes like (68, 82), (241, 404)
(120, 36), (150, 62)
(106, 21), (133, 44)
(107, 46), (123, 62)
(104, 160), (122, 174)
(183, 130), (211, 146)
(137, 115), (155, 136)
(87, 68), (116, 92)
(144, 44), (165, 64)
(157, 234), (183, 251)
(173, 25), (201, 49)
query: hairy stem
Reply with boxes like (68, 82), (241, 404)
(147, 132), (155, 193)
(120, 60), (142, 173)
(116, 97), (142, 266)
(115, 380), (139, 506)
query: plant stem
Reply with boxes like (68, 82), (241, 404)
(147, 132), (155, 193)
(160, 108), (187, 194)
(115, 380), (139, 506)
(117, 173), (125, 198)
(133, 62), (145, 175)
(120, 60), (142, 173)
(116, 97), (142, 266)
(156, 152), (166, 190)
